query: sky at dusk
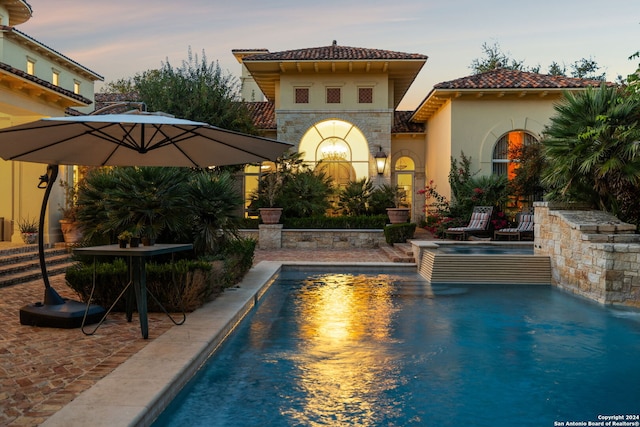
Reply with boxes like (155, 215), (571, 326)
(17, 0), (640, 110)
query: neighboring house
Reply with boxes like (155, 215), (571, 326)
(0, 0), (103, 243)
(233, 42), (605, 219)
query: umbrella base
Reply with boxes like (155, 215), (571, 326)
(20, 299), (106, 329)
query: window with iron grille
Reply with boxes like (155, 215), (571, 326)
(358, 87), (373, 103)
(326, 87), (341, 104)
(295, 88), (309, 104)
(492, 131), (538, 176)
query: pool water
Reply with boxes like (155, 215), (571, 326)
(437, 244), (534, 255)
(153, 270), (640, 427)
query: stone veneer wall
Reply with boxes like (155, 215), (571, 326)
(238, 229), (386, 250)
(534, 201), (640, 307)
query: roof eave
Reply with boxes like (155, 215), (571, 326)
(0, 66), (93, 108)
(3, 27), (104, 81)
(410, 86), (582, 122)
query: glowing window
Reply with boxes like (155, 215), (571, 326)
(26, 59), (35, 75)
(492, 131), (538, 179)
(73, 81), (80, 94)
(52, 70), (60, 86)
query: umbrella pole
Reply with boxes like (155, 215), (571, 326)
(19, 164), (106, 328)
(38, 165), (65, 305)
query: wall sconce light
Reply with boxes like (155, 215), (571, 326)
(374, 146), (387, 175)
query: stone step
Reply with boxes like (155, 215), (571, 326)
(419, 252), (551, 285)
(0, 261), (76, 288)
(0, 246), (73, 288)
(379, 244), (416, 263)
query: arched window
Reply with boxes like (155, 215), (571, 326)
(492, 131), (538, 179)
(298, 119), (370, 188)
(395, 156), (415, 210)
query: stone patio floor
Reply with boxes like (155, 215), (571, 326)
(0, 246), (397, 426)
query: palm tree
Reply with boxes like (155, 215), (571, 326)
(542, 84), (640, 223)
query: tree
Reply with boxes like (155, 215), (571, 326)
(626, 51), (640, 93)
(102, 48), (256, 134)
(548, 61), (566, 76)
(469, 42), (525, 73)
(469, 41), (605, 80)
(541, 84), (640, 224)
(569, 57), (605, 81)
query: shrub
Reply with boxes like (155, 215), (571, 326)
(384, 223), (417, 244)
(221, 237), (256, 285)
(66, 237), (257, 312)
(337, 178), (373, 215)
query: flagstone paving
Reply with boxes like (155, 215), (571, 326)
(0, 246), (400, 426)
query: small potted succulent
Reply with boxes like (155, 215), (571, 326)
(117, 231), (133, 248)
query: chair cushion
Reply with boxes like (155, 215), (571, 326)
(448, 212), (490, 231)
(517, 214), (534, 232)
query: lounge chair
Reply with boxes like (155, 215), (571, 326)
(445, 206), (493, 240)
(494, 212), (534, 241)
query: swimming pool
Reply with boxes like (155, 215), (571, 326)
(152, 269), (640, 427)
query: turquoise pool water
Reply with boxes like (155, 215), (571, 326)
(153, 269), (640, 427)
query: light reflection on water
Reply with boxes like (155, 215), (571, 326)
(281, 274), (403, 426)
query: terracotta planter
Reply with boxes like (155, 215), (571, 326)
(386, 208), (410, 224)
(59, 219), (83, 244)
(259, 207), (283, 224)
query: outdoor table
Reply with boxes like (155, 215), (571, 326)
(73, 243), (193, 339)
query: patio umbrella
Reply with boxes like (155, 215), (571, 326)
(0, 112), (293, 328)
(0, 112), (292, 167)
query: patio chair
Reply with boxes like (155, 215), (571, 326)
(494, 212), (534, 241)
(445, 206), (493, 240)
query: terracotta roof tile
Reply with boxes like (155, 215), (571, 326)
(242, 41), (428, 62)
(244, 102), (276, 129)
(435, 68), (608, 90)
(0, 61), (92, 105)
(393, 111), (424, 133)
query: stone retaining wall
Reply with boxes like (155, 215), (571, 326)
(238, 228), (386, 250)
(534, 201), (640, 307)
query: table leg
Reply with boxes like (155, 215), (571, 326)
(132, 257), (149, 339)
(126, 257), (134, 322)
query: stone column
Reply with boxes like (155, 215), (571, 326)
(258, 224), (283, 249)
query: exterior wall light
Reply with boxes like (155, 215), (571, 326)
(374, 146), (387, 175)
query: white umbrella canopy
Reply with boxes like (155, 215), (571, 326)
(0, 112), (292, 328)
(0, 113), (292, 167)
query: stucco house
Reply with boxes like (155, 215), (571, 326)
(232, 42), (605, 221)
(1, 0), (605, 244)
(0, 0), (103, 243)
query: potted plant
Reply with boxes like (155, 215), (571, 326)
(117, 231), (132, 248)
(59, 180), (83, 244)
(257, 172), (283, 224)
(383, 184), (411, 224)
(18, 217), (39, 244)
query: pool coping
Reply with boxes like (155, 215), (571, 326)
(41, 261), (415, 427)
